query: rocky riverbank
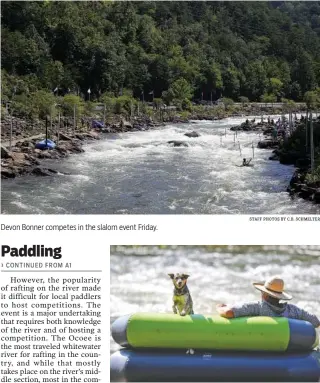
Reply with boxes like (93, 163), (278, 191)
(1, 116), (163, 179)
(287, 169), (320, 203)
(1, 109), (256, 179)
(231, 116), (320, 205)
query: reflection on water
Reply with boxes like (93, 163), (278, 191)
(110, 245), (320, 354)
(2, 115), (319, 214)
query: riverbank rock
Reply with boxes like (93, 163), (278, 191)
(269, 153), (280, 161)
(167, 140), (189, 147)
(59, 132), (73, 141)
(31, 167), (58, 176)
(1, 145), (12, 159)
(258, 140), (279, 149)
(1, 168), (16, 178)
(231, 119), (257, 132)
(295, 158), (310, 169)
(184, 131), (200, 138)
(121, 119), (133, 129)
(278, 151), (302, 165)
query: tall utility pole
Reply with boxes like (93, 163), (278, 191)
(288, 112), (291, 135)
(50, 105), (53, 136)
(10, 111), (13, 150)
(73, 104), (76, 135)
(305, 110), (309, 153)
(310, 112), (314, 171)
(45, 116), (48, 144)
(57, 110), (60, 145)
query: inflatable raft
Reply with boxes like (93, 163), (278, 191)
(110, 313), (320, 382)
(112, 313), (318, 351)
(35, 139), (56, 150)
(111, 349), (320, 382)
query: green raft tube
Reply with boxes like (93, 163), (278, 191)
(112, 313), (319, 351)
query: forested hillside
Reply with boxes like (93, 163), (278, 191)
(2, 1), (320, 106)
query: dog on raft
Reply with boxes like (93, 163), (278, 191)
(168, 273), (194, 355)
(168, 273), (194, 316)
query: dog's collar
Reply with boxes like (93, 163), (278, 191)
(174, 286), (188, 295)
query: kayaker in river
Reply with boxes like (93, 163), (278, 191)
(216, 276), (320, 328)
(242, 158), (252, 166)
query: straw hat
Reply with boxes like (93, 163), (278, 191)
(253, 276), (292, 300)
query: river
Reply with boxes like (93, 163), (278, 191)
(2, 115), (319, 214)
(110, 245), (320, 354)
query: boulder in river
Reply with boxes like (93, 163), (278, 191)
(167, 140), (189, 147)
(1, 168), (16, 179)
(31, 167), (58, 176)
(258, 140), (279, 149)
(184, 131), (200, 138)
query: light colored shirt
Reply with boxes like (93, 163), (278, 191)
(231, 300), (320, 328)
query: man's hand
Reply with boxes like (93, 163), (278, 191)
(216, 303), (235, 318)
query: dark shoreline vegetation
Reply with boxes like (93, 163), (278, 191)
(1, 1), (320, 206)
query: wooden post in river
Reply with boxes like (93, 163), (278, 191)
(252, 141), (254, 159)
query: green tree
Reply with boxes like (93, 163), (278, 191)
(62, 95), (84, 117)
(165, 78), (194, 109)
(27, 90), (57, 120)
(268, 78), (283, 101)
(239, 96), (249, 105)
(304, 91), (320, 110)
(261, 93), (277, 104)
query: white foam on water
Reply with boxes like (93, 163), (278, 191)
(2, 115), (319, 214)
(10, 200), (44, 214)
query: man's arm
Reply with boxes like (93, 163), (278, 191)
(297, 307), (320, 328)
(216, 304), (234, 318)
(216, 301), (260, 318)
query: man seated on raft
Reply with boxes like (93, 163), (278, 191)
(216, 276), (320, 328)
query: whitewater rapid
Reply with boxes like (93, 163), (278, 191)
(2, 115), (319, 214)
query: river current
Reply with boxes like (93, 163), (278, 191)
(2, 115), (319, 214)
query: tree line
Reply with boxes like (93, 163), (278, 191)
(2, 1), (320, 117)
